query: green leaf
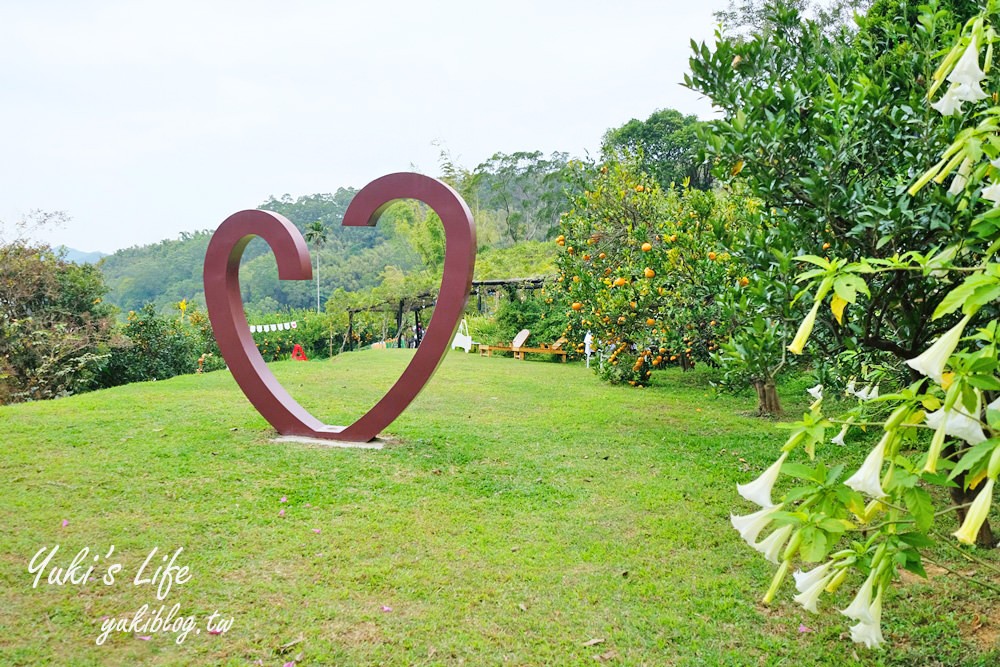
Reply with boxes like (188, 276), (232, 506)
(782, 462), (823, 482)
(921, 471), (959, 488)
(903, 487), (935, 533)
(933, 274), (998, 320)
(898, 531), (935, 548)
(950, 438), (1000, 480)
(833, 277), (857, 304)
(784, 486), (817, 503)
(901, 550), (928, 579)
(818, 518), (855, 533)
(835, 273), (871, 300)
(987, 408), (1000, 431)
(966, 284), (1000, 315)
(799, 528), (829, 563)
(824, 464), (845, 485)
(795, 254), (832, 269)
(966, 374), (1000, 391)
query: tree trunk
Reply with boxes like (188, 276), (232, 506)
(754, 380), (782, 417)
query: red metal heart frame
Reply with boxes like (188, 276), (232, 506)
(203, 173), (476, 442)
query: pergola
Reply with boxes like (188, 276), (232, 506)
(342, 277), (551, 351)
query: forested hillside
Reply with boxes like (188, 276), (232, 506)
(98, 154), (583, 316)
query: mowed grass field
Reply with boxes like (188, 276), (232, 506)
(1, 350), (998, 666)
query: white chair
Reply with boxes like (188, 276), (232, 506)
(451, 318), (477, 353)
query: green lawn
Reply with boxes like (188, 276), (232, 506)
(1, 350), (997, 666)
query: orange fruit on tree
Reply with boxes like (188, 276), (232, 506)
(557, 239), (565, 246)
(739, 276), (750, 287)
(641, 242), (652, 252)
(635, 185), (644, 192)
(571, 302), (583, 311)
(598, 252), (606, 259)
(822, 242), (831, 250)
(613, 277), (627, 287)
(646, 318), (656, 326)
(572, 276), (580, 282)
(567, 246), (574, 254)
(708, 251), (717, 261)
(644, 267), (655, 278)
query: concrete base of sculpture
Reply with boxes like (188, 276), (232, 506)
(271, 434), (385, 450)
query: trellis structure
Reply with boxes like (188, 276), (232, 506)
(341, 277), (552, 351)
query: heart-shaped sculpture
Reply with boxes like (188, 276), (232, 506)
(204, 172), (476, 442)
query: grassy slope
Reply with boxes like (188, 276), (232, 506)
(1, 351), (997, 666)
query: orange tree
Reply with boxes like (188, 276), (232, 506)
(554, 160), (753, 386)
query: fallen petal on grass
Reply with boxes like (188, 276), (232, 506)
(61, 519), (68, 527)
(278, 509), (285, 517)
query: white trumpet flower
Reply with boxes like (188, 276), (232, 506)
(925, 401), (985, 447)
(844, 431), (891, 498)
(788, 301), (821, 355)
(953, 80), (989, 103)
(948, 157), (973, 195)
(932, 83), (965, 115)
(793, 568), (834, 613)
(831, 422), (851, 446)
(841, 570), (877, 625)
(949, 36), (985, 85)
(847, 382), (879, 401)
(792, 561), (833, 594)
(737, 452), (788, 508)
(905, 315), (971, 384)
(731, 505), (782, 546)
(982, 180), (1000, 204)
(954, 477), (996, 545)
(849, 589), (885, 649)
(753, 524), (793, 564)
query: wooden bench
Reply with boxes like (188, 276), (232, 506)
(513, 338), (568, 362)
(480, 331), (567, 362)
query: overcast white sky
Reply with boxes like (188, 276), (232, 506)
(1, 0), (730, 253)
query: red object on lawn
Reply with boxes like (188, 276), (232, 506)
(291, 344), (308, 361)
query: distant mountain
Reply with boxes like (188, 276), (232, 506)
(60, 247), (108, 264)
